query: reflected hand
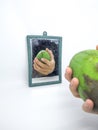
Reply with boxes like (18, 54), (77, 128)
(64, 45), (98, 114)
(33, 48), (55, 75)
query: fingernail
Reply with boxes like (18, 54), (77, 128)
(66, 67), (70, 74)
(41, 58), (44, 61)
(65, 69), (68, 76)
(83, 103), (91, 110)
(70, 80), (74, 87)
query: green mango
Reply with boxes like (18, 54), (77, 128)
(36, 50), (51, 61)
(69, 49), (98, 111)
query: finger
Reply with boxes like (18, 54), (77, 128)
(82, 99), (95, 113)
(41, 58), (50, 65)
(65, 67), (73, 82)
(46, 48), (54, 60)
(34, 58), (46, 68)
(34, 59), (50, 74)
(96, 45), (98, 50)
(33, 62), (41, 71)
(34, 62), (47, 74)
(69, 77), (80, 98)
(82, 99), (98, 114)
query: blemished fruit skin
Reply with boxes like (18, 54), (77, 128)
(69, 49), (98, 111)
(36, 50), (51, 61)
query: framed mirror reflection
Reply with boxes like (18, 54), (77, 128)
(27, 31), (62, 87)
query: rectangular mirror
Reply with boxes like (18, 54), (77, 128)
(26, 31), (62, 87)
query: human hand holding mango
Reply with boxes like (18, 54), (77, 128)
(33, 48), (55, 75)
(65, 45), (98, 114)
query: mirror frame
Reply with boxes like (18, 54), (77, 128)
(26, 31), (62, 87)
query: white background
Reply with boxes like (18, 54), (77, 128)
(0, 0), (98, 130)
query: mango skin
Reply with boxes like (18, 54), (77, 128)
(69, 49), (98, 111)
(36, 50), (51, 61)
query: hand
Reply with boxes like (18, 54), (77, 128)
(65, 45), (98, 114)
(33, 48), (55, 76)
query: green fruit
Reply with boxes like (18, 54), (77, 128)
(36, 50), (51, 61)
(69, 49), (98, 111)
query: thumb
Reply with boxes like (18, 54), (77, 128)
(46, 48), (54, 60)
